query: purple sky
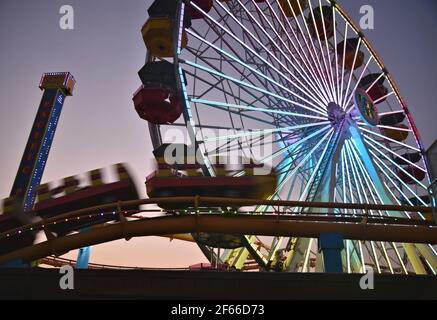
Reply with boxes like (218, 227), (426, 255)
(0, 0), (436, 267)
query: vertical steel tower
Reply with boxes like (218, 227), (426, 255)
(10, 72), (76, 211)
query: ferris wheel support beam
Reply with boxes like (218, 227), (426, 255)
(288, 113), (401, 273)
(347, 123), (395, 208)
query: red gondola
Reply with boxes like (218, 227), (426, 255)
(188, 0), (213, 20)
(133, 86), (182, 125)
(33, 164), (140, 236)
(278, 0), (307, 17)
(358, 73), (388, 103)
(307, 6), (335, 40)
(337, 38), (364, 71)
(397, 166), (426, 185)
(393, 152), (422, 166)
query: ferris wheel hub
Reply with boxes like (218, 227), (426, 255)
(327, 102), (345, 125)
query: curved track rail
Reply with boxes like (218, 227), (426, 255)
(0, 197), (435, 266)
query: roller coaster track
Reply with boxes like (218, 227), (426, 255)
(39, 256), (190, 270)
(0, 196), (435, 267)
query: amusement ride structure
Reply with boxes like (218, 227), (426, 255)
(1, 0), (437, 277)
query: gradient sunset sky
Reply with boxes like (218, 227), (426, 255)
(0, 0), (436, 267)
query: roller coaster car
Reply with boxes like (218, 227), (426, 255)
(145, 144), (278, 209)
(0, 198), (36, 255)
(337, 38), (364, 71)
(307, 6), (335, 39)
(33, 163), (140, 236)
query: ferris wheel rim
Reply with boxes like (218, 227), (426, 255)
(139, 0), (437, 274)
(168, 0), (431, 187)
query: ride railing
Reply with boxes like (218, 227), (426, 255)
(0, 196), (435, 239)
(0, 196), (436, 265)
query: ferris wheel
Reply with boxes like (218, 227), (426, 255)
(135, 0), (437, 274)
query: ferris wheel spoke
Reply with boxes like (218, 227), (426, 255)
(365, 73), (386, 94)
(306, 0), (336, 101)
(288, 0), (334, 101)
(267, 130), (335, 200)
(332, 5), (341, 104)
(363, 140), (427, 190)
(186, 28), (327, 115)
(352, 144), (426, 205)
(296, 131), (336, 201)
(339, 23), (348, 108)
(373, 91), (395, 105)
(345, 141), (399, 273)
(363, 135), (426, 173)
(288, 0), (335, 102)
(342, 148), (357, 214)
(360, 127), (420, 152)
(261, 125), (332, 163)
(378, 110), (405, 117)
(202, 121), (329, 143)
(342, 56), (373, 109)
(248, 0), (329, 106)
(349, 140), (421, 212)
(341, 37), (362, 109)
(190, 6), (311, 107)
(267, 0), (331, 104)
(317, 0), (338, 103)
(360, 123), (413, 133)
(274, 129), (335, 197)
(189, 98), (327, 120)
(237, 2), (330, 109)
(206, 0), (329, 108)
(182, 59), (328, 117)
(183, 66), (305, 126)
(365, 148), (427, 206)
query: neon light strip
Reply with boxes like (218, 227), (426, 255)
(190, 98), (328, 120)
(363, 140), (427, 189)
(202, 122), (330, 142)
(248, 0), (328, 106)
(341, 38), (362, 109)
(206, 0), (329, 107)
(183, 60), (327, 117)
(186, 28), (327, 114)
(360, 128), (420, 152)
(269, 0), (330, 104)
(279, 0), (333, 103)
